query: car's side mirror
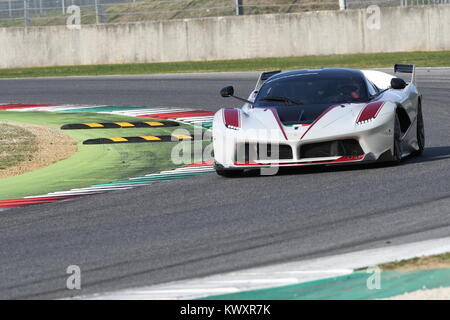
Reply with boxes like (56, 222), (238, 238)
(220, 86), (254, 105)
(391, 78), (407, 90)
(220, 86), (234, 98)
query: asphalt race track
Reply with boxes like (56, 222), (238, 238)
(0, 73), (259, 108)
(0, 69), (449, 299)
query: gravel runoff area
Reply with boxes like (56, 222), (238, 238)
(0, 122), (77, 178)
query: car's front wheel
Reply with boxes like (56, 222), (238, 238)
(392, 113), (403, 164)
(215, 168), (244, 177)
(214, 162), (244, 177)
(413, 102), (425, 156)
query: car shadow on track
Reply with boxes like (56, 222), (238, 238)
(403, 145), (450, 165)
(234, 146), (450, 178)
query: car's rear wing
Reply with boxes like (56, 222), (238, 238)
(394, 64), (416, 84)
(254, 70), (282, 91)
(247, 70), (282, 103)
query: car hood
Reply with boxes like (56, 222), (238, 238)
(254, 103), (337, 126)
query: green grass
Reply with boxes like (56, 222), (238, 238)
(0, 123), (37, 170)
(0, 111), (202, 200)
(378, 252), (450, 271)
(2, 51), (450, 79)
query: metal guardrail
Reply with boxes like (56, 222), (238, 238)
(0, 0), (449, 27)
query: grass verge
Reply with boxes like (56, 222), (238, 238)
(378, 252), (450, 271)
(2, 51), (450, 78)
(0, 110), (201, 200)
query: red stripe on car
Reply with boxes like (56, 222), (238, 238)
(268, 108), (288, 140)
(300, 104), (340, 140)
(356, 101), (385, 123)
(233, 155), (365, 167)
(223, 109), (240, 128)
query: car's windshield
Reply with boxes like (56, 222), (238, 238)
(255, 72), (369, 106)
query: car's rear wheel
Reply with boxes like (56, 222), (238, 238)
(413, 103), (425, 156)
(392, 113), (403, 164)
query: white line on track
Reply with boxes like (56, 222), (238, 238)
(14, 105), (109, 112)
(78, 236), (450, 300)
(106, 108), (195, 116)
(158, 168), (214, 174)
(20, 166), (214, 199)
(175, 116), (215, 121)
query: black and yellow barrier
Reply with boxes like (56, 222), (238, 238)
(83, 134), (193, 145)
(62, 121), (179, 130)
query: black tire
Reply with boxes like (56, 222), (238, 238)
(214, 162), (244, 177)
(215, 168), (244, 177)
(413, 103), (425, 156)
(392, 113), (403, 164)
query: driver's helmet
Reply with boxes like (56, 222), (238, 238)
(337, 83), (361, 100)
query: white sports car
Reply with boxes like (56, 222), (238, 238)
(212, 65), (424, 177)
